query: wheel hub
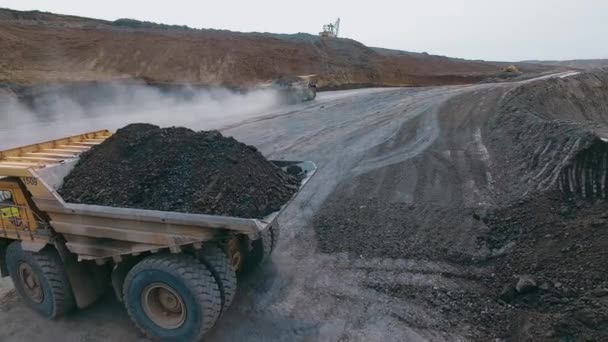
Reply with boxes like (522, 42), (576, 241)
(158, 288), (181, 312)
(227, 237), (243, 272)
(18, 263), (43, 303)
(142, 283), (186, 329)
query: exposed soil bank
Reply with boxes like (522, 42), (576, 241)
(316, 74), (490, 91)
(482, 71), (608, 340)
(489, 71), (608, 201)
(59, 123), (301, 218)
(0, 8), (555, 89)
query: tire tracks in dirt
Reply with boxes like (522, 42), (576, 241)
(0, 74), (576, 341)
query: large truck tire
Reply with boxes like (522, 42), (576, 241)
(242, 223), (280, 273)
(123, 253), (221, 341)
(196, 244), (237, 315)
(5, 242), (76, 319)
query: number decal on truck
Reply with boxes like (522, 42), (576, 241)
(21, 177), (38, 186)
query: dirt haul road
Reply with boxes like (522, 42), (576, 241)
(0, 72), (580, 341)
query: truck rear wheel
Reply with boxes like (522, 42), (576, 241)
(196, 244), (237, 315)
(5, 242), (76, 319)
(224, 235), (247, 274)
(243, 223), (280, 273)
(309, 87), (317, 101)
(123, 254), (221, 341)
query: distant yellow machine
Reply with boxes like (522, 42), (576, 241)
(502, 65), (521, 73)
(320, 18), (340, 38)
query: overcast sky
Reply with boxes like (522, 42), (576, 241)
(2, 0), (607, 61)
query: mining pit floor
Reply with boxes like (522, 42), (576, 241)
(2, 71), (604, 341)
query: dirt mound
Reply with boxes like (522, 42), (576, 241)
(481, 71), (608, 340)
(59, 123), (301, 218)
(481, 192), (608, 340)
(0, 8), (552, 89)
(504, 71), (608, 123)
(488, 71), (608, 201)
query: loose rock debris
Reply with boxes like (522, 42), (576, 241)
(314, 71), (608, 341)
(60, 123), (301, 218)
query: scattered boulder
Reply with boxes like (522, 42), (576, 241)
(499, 283), (518, 303)
(498, 275), (539, 303)
(516, 276), (538, 294)
(590, 287), (608, 298)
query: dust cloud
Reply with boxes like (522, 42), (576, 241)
(0, 82), (282, 149)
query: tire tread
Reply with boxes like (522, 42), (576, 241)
(5, 242), (75, 319)
(123, 253), (221, 341)
(197, 244), (237, 315)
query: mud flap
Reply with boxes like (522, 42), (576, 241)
(63, 260), (109, 309)
(111, 259), (138, 303)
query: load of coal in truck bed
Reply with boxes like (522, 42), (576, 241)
(59, 123), (302, 218)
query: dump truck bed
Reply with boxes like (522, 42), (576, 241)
(0, 131), (316, 262)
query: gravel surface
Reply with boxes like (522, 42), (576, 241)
(59, 123), (301, 218)
(1, 72), (599, 342)
(481, 192), (608, 340)
(311, 71), (608, 340)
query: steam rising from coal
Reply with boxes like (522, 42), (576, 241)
(0, 82), (281, 149)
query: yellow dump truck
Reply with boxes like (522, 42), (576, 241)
(0, 130), (316, 341)
(257, 75), (318, 104)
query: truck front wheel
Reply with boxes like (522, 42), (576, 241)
(123, 254), (222, 341)
(5, 242), (76, 319)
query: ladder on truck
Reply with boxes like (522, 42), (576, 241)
(0, 130), (112, 176)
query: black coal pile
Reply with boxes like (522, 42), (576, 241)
(59, 123), (301, 218)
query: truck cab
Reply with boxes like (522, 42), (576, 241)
(0, 178), (41, 240)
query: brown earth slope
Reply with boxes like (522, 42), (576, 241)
(0, 8), (552, 89)
(522, 59), (608, 70)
